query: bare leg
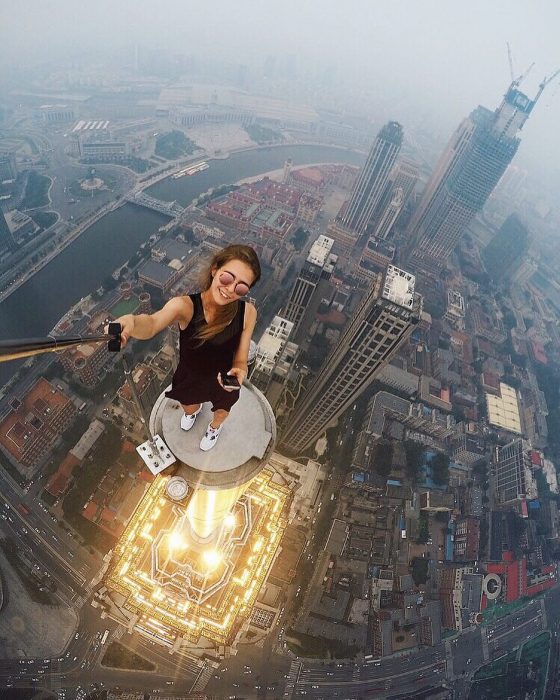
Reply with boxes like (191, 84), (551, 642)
(181, 403), (201, 415)
(211, 408), (229, 429)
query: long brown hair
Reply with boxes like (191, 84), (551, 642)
(192, 244), (261, 345)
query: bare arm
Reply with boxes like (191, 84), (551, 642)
(218, 302), (257, 389)
(114, 296), (192, 346)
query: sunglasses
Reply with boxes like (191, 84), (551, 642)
(218, 271), (250, 296)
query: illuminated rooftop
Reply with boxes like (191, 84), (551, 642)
(105, 468), (290, 646)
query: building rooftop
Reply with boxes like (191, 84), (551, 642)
(70, 419), (105, 461)
(382, 265), (415, 309)
(138, 259), (179, 285)
(307, 235), (334, 267)
(486, 382), (522, 434)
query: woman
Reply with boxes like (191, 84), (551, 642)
(115, 244), (260, 451)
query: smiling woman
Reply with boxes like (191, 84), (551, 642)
(113, 244), (260, 452)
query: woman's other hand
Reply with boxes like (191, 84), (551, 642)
(217, 368), (246, 391)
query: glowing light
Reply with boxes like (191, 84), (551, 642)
(202, 549), (222, 570)
(224, 513), (236, 529)
(168, 530), (187, 551)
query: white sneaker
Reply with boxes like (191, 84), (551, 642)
(180, 406), (201, 431)
(200, 421), (223, 451)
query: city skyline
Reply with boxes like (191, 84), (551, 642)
(405, 78), (543, 273)
(1, 1), (559, 187)
(1, 3), (560, 697)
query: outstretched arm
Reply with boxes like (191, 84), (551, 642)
(113, 296), (192, 347)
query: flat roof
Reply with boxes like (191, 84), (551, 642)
(138, 259), (177, 284)
(307, 235), (334, 267)
(486, 383), (522, 434)
(382, 265), (415, 309)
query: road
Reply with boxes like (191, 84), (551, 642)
(287, 598), (549, 699)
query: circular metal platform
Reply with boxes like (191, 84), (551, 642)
(149, 381), (276, 491)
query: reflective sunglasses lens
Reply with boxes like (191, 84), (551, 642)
(219, 271), (235, 285)
(235, 283), (249, 296)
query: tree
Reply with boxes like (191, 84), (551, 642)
(430, 452), (449, 485)
(404, 440), (424, 481)
(291, 227), (309, 252)
(102, 275), (118, 292)
(411, 557), (429, 585)
(371, 440), (394, 478)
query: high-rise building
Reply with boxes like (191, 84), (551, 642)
(280, 265), (421, 454)
(338, 121), (403, 236)
(482, 213), (529, 282)
(282, 235), (336, 337)
(495, 439), (537, 504)
(98, 382), (291, 652)
(251, 316), (294, 393)
(370, 158), (419, 237)
(407, 80), (543, 273)
(372, 187), (404, 240)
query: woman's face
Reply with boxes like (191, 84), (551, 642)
(210, 259), (255, 306)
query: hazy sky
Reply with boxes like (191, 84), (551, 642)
(1, 0), (559, 185)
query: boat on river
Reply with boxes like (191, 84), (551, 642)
(172, 162), (209, 179)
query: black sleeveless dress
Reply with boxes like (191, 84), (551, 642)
(165, 293), (246, 412)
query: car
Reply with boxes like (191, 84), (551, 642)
(75, 633), (79, 639)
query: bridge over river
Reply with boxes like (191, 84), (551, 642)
(125, 191), (184, 217)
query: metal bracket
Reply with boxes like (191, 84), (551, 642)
(136, 434), (176, 475)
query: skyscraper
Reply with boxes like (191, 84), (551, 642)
(280, 265), (421, 454)
(370, 158), (419, 238)
(372, 187), (404, 240)
(282, 235), (336, 338)
(495, 438), (537, 504)
(406, 81), (541, 273)
(482, 213), (529, 282)
(339, 121), (403, 236)
(99, 382), (291, 650)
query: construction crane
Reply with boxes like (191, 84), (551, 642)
(534, 68), (560, 102)
(506, 42), (535, 88)
(507, 42), (515, 82)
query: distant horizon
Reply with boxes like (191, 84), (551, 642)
(0, 0), (558, 191)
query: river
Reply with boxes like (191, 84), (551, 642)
(0, 144), (364, 387)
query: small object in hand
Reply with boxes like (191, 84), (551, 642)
(107, 322), (122, 352)
(222, 373), (240, 389)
